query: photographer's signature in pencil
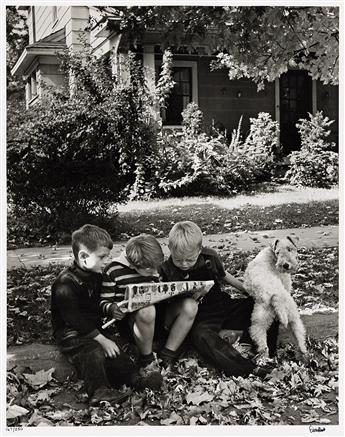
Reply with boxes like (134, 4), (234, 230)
(309, 425), (326, 433)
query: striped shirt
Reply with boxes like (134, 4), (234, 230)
(100, 252), (159, 314)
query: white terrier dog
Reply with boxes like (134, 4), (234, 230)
(244, 235), (307, 361)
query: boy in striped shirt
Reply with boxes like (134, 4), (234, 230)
(101, 234), (198, 371)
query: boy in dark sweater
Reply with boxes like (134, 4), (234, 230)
(51, 225), (162, 406)
(159, 221), (279, 378)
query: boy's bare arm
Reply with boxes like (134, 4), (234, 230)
(223, 271), (247, 294)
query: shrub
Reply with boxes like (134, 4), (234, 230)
(243, 112), (281, 175)
(7, 48), (158, 241)
(182, 102), (204, 137)
(154, 104), (280, 196)
(220, 112), (280, 192)
(285, 111), (338, 188)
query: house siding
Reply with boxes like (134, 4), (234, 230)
(34, 6), (89, 49)
(39, 62), (66, 89)
(34, 6), (64, 41)
(197, 57), (275, 135)
(21, 5), (339, 147)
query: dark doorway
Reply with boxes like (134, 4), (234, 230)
(280, 70), (312, 153)
(162, 67), (192, 125)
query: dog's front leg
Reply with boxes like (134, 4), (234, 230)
(250, 303), (275, 363)
(289, 316), (308, 358)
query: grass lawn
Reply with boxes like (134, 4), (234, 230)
(7, 185), (338, 248)
(110, 185), (339, 239)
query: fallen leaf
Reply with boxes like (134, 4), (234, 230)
(186, 391), (214, 406)
(160, 411), (183, 425)
(7, 405), (29, 419)
(189, 416), (198, 425)
(28, 410), (54, 426)
(24, 368), (55, 389)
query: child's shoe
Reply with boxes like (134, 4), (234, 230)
(158, 347), (178, 369)
(89, 386), (131, 406)
(136, 354), (163, 390)
(252, 362), (275, 378)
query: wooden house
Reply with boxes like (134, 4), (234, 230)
(11, 5), (339, 154)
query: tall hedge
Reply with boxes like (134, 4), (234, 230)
(7, 50), (158, 237)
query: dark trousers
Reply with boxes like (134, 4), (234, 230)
(190, 297), (279, 377)
(60, 336), (138, 396)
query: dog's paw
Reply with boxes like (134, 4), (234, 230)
(254, 349), (269, 366)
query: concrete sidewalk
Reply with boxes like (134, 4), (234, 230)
(7, 225), (338, 270)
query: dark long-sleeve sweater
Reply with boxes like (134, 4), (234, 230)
(51, 262), (112, 344)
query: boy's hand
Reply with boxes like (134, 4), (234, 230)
(192, 286), (207, 302)
(110, 303), (126, 320)
(95, 334), (120, 358)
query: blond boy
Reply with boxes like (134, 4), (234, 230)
(159, 221), (278, 377)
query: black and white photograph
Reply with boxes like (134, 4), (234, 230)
(2, 1), (343, 435)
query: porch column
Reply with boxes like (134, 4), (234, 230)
(312, 80), (317, 114)
(275, 77), (280, 146)
(143, 45), (160, 123)
(109, 34), (128, 82)
(114, 52), (131, 86)
(143, 45), (155, 94)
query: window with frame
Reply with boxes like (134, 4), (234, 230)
(162, 67), (193, 126)
(27, 69), (38, 102)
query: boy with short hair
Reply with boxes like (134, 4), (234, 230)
(160, 221), (279, 377)
(101, 234), (198, 369)
(51, 224), (162, 407)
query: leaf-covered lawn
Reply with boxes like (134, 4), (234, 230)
(113, 200), (338, 240)
(7, 339), (339, 426)
(7, 246), (339, 426)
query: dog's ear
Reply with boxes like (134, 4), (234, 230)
(287, 235), (299, 248)
(271, 239), (279, 252)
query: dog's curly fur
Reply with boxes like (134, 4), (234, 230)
(244, 235), (307, 360)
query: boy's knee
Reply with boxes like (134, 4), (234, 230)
(135, 305), (156, 324)
(181, 298), (198, 319)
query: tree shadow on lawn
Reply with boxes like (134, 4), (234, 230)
(112, 200), (338, 240)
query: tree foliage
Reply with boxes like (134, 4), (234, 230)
(6, 6), (28, 93)
(96, 6), (338, 89)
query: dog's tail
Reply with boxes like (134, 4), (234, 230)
(271, 295), (288, 328)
